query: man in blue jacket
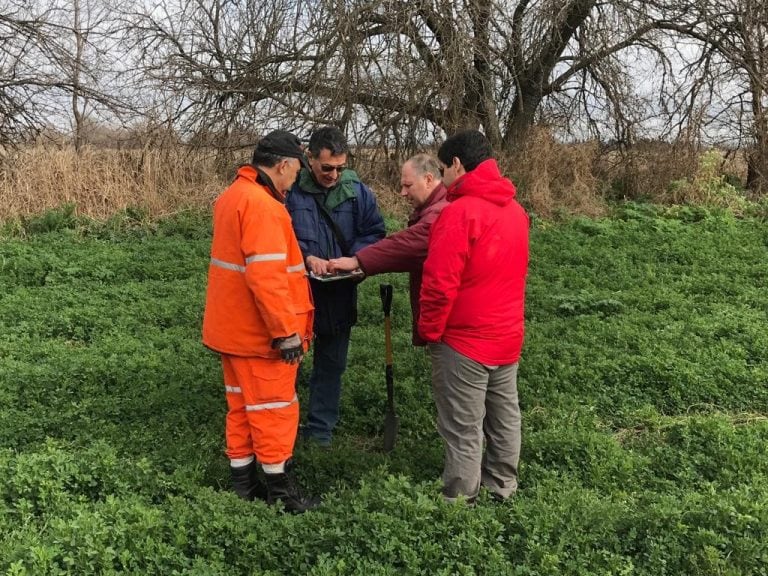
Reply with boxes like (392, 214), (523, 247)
(286, 126), (385, 447)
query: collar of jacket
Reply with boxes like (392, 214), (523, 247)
(409, 182), (448, 225)
(237, 164), (285, 202)
(255, 167), (286, 202)
(297, 168), (361, 210)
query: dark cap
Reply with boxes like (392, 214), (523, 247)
(255, 130), (307, 166)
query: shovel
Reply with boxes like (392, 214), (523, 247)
(380, 284), (399, 452)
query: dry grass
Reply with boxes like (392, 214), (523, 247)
(502, 127), (607, 218)
(0, 137), (749, 223)
(593, 141), (748, 203)
(0, 145), (238, 221)
(0, 144), (414, 223)
(598, 140), (700, 201)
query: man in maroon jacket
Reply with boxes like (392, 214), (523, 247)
(419, 130), (529, 504)
(328, 154), (448, 345)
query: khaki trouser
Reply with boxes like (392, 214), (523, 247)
(429, 343), (521, 500)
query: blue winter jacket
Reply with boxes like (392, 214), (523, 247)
(287, 168), (385, 335)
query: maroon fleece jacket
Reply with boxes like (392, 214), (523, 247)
(356, 183), (448, 345)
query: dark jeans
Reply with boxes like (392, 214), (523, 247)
(303, 328), (351, 445)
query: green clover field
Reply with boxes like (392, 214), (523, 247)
(1, 203), (767, 575)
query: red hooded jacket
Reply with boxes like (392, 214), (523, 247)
(418, 159), (529, 365)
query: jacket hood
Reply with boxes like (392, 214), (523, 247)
(446, 159), (516, 206)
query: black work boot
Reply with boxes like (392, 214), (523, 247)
(230, 461), (267, 501)
(264, 462), (321, 513)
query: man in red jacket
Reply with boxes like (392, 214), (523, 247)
(328, 154), (448, 344)
(418, 130), (529, 503)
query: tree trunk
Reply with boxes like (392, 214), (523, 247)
(502, 88), (542, 153)
(71, 0), (85, 153)
(746, 75), (768, 195)
(467, 0), (502, 148)
(746, 145), (768, 196)
(500, 0), (596, 153)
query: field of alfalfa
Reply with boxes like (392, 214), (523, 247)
(1, 195), (767, 574)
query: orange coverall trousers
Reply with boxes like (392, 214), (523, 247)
(221, 354), (299, 465)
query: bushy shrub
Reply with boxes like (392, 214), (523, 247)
(667, 150), (750, 213)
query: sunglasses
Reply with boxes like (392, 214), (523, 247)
(319, 163), (347, 173)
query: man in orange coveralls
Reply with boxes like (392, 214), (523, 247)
(202, 130), (319, 513)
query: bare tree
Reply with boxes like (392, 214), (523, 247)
(52, 0), (134, 148)
(0, 0), (132, 149)
(71, 0), (87, 151)
(655, 0), (768, 194)
(130, 0), (698, 158)
(1, 0), (752, 184)
(0, 1), (60, 145)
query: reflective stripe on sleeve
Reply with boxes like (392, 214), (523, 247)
(245, 253), (286, 265)
(211, 254), (289, 273)
(225, 386), (242, 394)
(245, 394), (298, 412)
(286, 262), (306, 273)
(211, 258), (245, 272)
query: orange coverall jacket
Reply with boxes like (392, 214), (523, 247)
(203, 165), (314, 357)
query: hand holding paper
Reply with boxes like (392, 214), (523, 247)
(328, 256), (360, 273)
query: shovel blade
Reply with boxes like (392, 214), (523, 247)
(383, 410), (399, 452)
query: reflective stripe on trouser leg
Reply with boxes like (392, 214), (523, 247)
(222, 354), (300, 465)
(429, 342), (488, 500)
(481, 362), (520, 498)
(222, 356), (251, 461)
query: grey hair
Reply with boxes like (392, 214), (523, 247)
(406, 153), (441, 180)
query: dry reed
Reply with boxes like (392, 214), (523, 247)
(503, 127), (607, 218)
(0, 145), (238, 221)
(1, 137), (744, 223)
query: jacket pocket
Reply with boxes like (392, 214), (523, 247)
(290, 207), (318, 250)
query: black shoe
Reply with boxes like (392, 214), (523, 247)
(264, 462), (321, 513)
(300, 425), (332, 449)
(230, 461), (267, 501)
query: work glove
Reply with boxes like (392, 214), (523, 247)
(272, 333), (304, 364)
